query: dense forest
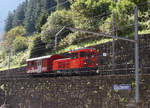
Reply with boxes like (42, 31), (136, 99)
(0, 0), (150, 69)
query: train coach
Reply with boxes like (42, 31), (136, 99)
(26, 48), (98, 75)
(26, 55), (65, 74)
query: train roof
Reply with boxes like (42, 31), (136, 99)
(70, 47), (96, 52)
(54, 58), (70, 62)
(26, 55), (52, 62)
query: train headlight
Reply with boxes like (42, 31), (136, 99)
(84, 62), (87, 64)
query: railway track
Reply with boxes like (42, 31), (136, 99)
(0, 64), (136, 81)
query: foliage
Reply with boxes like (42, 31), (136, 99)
(56, 37), (112, 54)
(12, 36), (28, 52)
(55, 0), (70, 10)
(24, 0), (57, 34)
(35, 11), (48, 33)
(71, 0), (112, 31)
(4, 12), (14, 32)
(58, 32), (78, 48)
(12, 1), (28, 27)
(3, 26), (26, 49)
(30, 34), (47, 58)
(2, 0), (150, 63)
(71, 0), (111, 18)
(131, 0), (150, 12)
(58, 32), (97, 49)
(109, 0), (150, 37)
(24, 0), (39, 34)
(138, 10), (150, 32)
(41, 10), (73, 51)
(0, 50), (29, 70)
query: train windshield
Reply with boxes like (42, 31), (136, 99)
(80, 52), (89, 57)
(71, 53), (78, 59)
(80, 52), (97, 58)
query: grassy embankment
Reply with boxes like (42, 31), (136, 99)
(0, 29), (149, 71)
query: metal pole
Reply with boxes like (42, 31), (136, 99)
(55, 26), (66, 50)
(134, 5), (139, 104)
(8, 48), (11, 71)
(55, 34), (58, 49)
(112, 0), (117, 74)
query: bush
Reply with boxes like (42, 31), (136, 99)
(30, 34), (48, 58)
(13, 36), (28, 52)
(41, 10), (73, 49)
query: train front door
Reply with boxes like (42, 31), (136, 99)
(37, 60), (42, 73)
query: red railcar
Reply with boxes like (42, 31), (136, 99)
(26, 55), (65, 74)
(53, 48), (98, 72)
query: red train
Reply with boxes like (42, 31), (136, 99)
(26, 48), (98, 74)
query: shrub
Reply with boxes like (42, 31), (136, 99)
(13, 36), (28, 52)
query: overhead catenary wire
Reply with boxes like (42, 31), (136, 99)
(25, 16), (136, 54)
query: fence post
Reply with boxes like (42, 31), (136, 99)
(134, 5), (140, 104)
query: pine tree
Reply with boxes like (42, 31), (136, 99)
(35, 10), (48, 32)
(42, 0), (57, 13)
(12, 1), (28, 27)
(30, 35), (47, 58)
(24, 0), (40, 34)
(4, 12), (14, 32)
(56, 0), (70, 10)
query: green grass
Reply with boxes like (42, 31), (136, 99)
(0, 49), (29, 71)
(56, 38), (112, 54)
(139, 29), (150, 35)
(0, 29), (150, 71)
(0, 64), (26, 71)
(56, 29), (150, 54)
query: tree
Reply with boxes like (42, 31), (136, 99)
(3, 26), (26, 49)
(71, 0), (111, 18)
(55, 0), (70, 10)
(41, 10), (73, 51)
(30, 34), (47, 58)
(71, 0), (112, 31)
(12, 36), (28, 52)
(131, 0), (150, 12)
(42, 0), (57, 13)
(4, 12), (14, 32)
(24, 0), (41, 34)
(35, 11), (48, 32)
(12, 1), (28, 27)
(23, 0), (57, 34)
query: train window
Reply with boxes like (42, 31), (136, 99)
(32, 61), (34, 67)
(71, 53), (78, 59)
(80, 52), (89, 57)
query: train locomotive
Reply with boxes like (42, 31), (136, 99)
(26, 48), (98, 75)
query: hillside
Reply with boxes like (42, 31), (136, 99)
(0, 0), (149, 70)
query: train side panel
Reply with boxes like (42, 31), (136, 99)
(53, 58), (70, 71)
(27, 60), (37, 73)
(48, 55), (66, 71)
(27, 55), (65, 74)
(70, 48), (98, 70)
